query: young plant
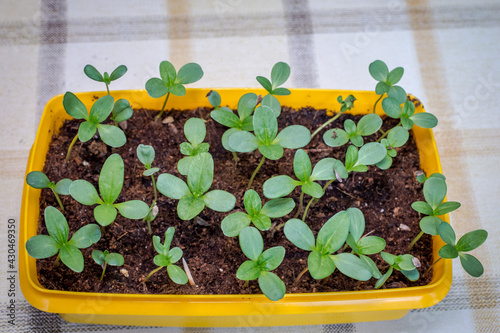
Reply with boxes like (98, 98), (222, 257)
(434, 222), (488, 277)
(228, 105), (311, 189)
(69, 153), (150, 227)
(221, 189), (295, 237)
(323, 113), (382, 147)
(145, 61), (203, 120)
(177, 118), (210, 175)
(283, 210), (373, 282)
(237, 226), (286, 301)
(25, 206), (101, 273)
(63, 92), (126, 161)
(382, 98), (438, 130)
(375, 126), (409, 170)
(256, 61), (291, 107)
(92, 250), (124, 281)
(137, 144), (161, 233)
(144, 227), (188, 284)
(375, 252), (419, 289)
(369, 60), (407, 114)
(110, 98), (134, 126)
(209, 91), (258, 160)
(344, 208), (386, 279)
(344, 142), (387, 173)
(26, 171), (72, 210)
(310, 94), (356, 139)
(157, 152), (236, 220)
(263, 149), (340, 220)
(408, 174), (461, 250)
(84, 64), (127, 95)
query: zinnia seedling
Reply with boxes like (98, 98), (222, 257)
(375, 252), (419, 289)
(137, 144), (161, 233)
(69, 153), (150, 227)
(63, 92), (126, 161)
(92, 249), (124, 281)
(221, 189), (295, 237)
(110, 98), (134, 126)
(144, 227), (188, 284)
(157, 152), (236, 220)
(237, 226), (286, 301)
(84, 64), (127, 95)
(263, 149), (341, 221)
(26, 171), (72, 210)
(228, 105), (311, 189)
(434, 223), (488, 277)
(25, 206), (101, 273)
(369, 60), (407, 114)
(177, 118), (210, 175)
(145, 60), (203, 120)
(408, 174), (461, 250)
(284, 210), (373, 283)
(323, 113), (383, 148)
(375, 126), (409, 170)
(256, 61), (291, 115)
(310, 94), (356, 139)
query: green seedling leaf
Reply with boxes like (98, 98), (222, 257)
(68, 224), (101, 248)
(423, 177), (447, 210)
(263, 175), (298, 199)
(411, 112), (438, 128)
(63, 92), (89, 120)
(54, 179), (72, 195)
(438, 222), (456, 245)
(357, 113), (383, 136)
(84, 65), (104, 82)
(258, 271), (286, 301)
(459, 253), (484, 277)
(381, 97), (402, 118)
(347, 207), (365, 242)
(310, 158), (336, 181)
(359, 254), (382, 279)
(92, 250), (105, 266)
(438, 244), (458, 258)
(317, 211), (350, 254)
(356, 142), (387, 166)
(221, 212), (252, 237)
(256, 76), (273, 93)
(323, 129), (349, 147)
(207, 90), (222, 108)
(203, 190), (236, 212)
(187, 152), (213, 196)
(26, 171), (51, 189)
(99, 153), (124, 204)
(157, 174), (190, 199)
(293, 149), (312, 182)
(411, 201), (434, 215)
(261, 94), (281, 117)
(60, 244), (85, 273)
(330, 253), (372, 281)
(44, 206), (69, 245)
(259, 246), (285, 271)
(271, 62), (291, 89)
(178, 194), (205, 220)
(237, 260), (261, 280)
(239, 227), (264, 261)
(284, 219), (315, 251)
(109, 65), (127, 81)
(177, 63), (203, 84)
(69, 180), (102, 205)
(274, 125), (311, 148)
(114, 200), (150, 220)
(419, 216), (443, 235)
(434, 201), (461, 216)
(357, 236), (386, 255)
(137, 144), (155, 167)
(387, 67), (404, 85)
(184, 118), (206, 147)
(369, 60), (389, 82)
(308, 251), (335, 280)
(456, 230), (488, 252)
(78, 121), (97, 142)
(25, 235), (59, 259)
(387, 126), (409, 147)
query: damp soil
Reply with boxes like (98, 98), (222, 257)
(36, 105), (433, 295)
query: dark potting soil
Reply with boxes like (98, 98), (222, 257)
(36, 104), (432, 295)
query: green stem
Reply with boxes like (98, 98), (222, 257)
(377, 121), (402, 143)
(423, 257), (443, 277)
(247, 156), (266, 190)
(156, 92), (171, 120)
(311, 111), (344, 139)
(408, 230), (424, 251)
(65, 133), (79, 162)
(53, 253), (60, 267)
(105, 84), (110, 96)
(322, 178), (336, 193)
(294, 267), (309, 285)
(373, 94), (384, 114)
(232, 151), (239, 165)
(142, 175), (158, 234)
(293, 191), (305, 219)
(302, 197), (315, 222)
(51, 189), (65, 211)
(144, 266), (164, 282)
(100, 263), (107, 281)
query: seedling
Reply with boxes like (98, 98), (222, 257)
(409, 174), (461, 250)
(84, 64), (127, 95)
(156, 152), (236, 220)
(344, 208), (386, 279)
(433, 222), (488, 277)
(284, 210), (373, 282)
(209, 91), (258, 161)
(221, 189), (295, 237)
(375, 252), (419, 289)
(310, 95), (356, 139)
(369, 60), (407, 114)
(256, 61), (291, 114)
(25, 206), (101, 273)
(144, 227), (188, 284)
(228, 105), (311, 189)
(344, 142), (387, 173)
(69, 153), (150, 226)
(63, 92), (126, 161)
(177, 118), (210, 175)
(375, 126), (409, 170)
(382, 98), (438, 130)
(26, 171), (72, 210)
(263, 149), (340, 220)
(92, 250), (124, 280)
(137, 144), (161, 233)
(323, 113), (382, 147)
(145, 61), (203, 120)
(110, 99), (133, 126)
(237, 226), (286, 301)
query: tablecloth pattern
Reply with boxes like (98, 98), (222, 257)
(1, 0), (499, 332)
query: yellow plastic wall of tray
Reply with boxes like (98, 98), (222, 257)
(19, 89), (452, 327)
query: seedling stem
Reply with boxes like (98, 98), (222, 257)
(373, 94), (383, 114)
(293, 191), (305, 219)
(247, 156), (266, 190)
(66, 133), (79, 162)
(311, 111), (343, 139)
(156, 92), (171, 120)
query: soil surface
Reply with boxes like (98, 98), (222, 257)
(36, 104), (432, 295)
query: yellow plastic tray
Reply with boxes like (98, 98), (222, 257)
(19, 88), (452, 327)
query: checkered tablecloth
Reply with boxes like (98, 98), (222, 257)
(1, 0), (499, 332)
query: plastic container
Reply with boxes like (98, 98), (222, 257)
(19, 89), (452, 327)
